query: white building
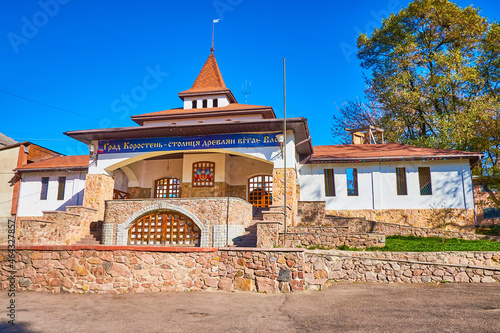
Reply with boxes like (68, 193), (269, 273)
(298, 140), (481, 230)
(16, 155), (88, 217)
(15, 51), (483, 246)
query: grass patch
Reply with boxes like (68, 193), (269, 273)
(341, 235), (500, 252)
(307, 244), (332, 250)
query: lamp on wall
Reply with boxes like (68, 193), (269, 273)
(276, 134), (284, 158)
(88, 144), (98, 166)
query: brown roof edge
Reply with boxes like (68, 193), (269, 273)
(16, 166), (88, 173)
(64, 117), (313, 155)
(16, 155), (89, 171)
(309, 154), (483, 167)
(0, 141), (63, 156)
(131, 107), (276, 125)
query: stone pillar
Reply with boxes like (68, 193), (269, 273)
(256, 221), (281, 248)
(83, 174), (114, 221)
(272, 168), (298, 226)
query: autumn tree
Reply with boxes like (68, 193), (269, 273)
(332, 0), (500, 200)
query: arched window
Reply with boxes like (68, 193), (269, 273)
(154, 177), (180, 198)
(192, 161), (215, 187)
(192, 100), (197, 108)
(202, 99), (208, 108)
(248, 174), (273, 207)
(128, 211), (200, 246)
(213, 98), (218, 107)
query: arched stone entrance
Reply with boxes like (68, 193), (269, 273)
(128, 211), (201, 246)
(115, 202), (208, 246)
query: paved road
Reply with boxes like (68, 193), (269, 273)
(2, 283), (499, 333)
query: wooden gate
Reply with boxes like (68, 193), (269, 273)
(248, 174), (273, 208)
(128, 211), (200, 246)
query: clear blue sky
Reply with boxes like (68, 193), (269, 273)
(1, 0), (499, 156)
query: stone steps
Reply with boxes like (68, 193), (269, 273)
(233, 222), (258, 247)
(18, 205), (100, 246)
(74, 234), (101, 245)
(75, 221), (103, 245)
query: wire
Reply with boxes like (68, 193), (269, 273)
(1, 78), (100, 105)
(0, 89), (100, 120)
(10, 138), (74, 141)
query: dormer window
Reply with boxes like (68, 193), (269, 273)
(213, 98), (218, 107)
(192, 100), (197, 108)
(202, 99), (207, 108)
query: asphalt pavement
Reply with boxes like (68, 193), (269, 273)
(2, 283), (499, 333)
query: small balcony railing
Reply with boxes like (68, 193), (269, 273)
(113, 189), (130, 200)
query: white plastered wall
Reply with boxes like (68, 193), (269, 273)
(224, 155), (273, 186)
(182, 94), (229, 109)
(182, 153), (226, 183)
(298, 159), (474, 210)
(125, 158), (183, 189)
(17, 171), (87, 216)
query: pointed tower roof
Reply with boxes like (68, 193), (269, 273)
(178, 53), (237, 103)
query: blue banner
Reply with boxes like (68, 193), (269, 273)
(98, 133), (280, 154)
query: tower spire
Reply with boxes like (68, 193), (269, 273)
(212, 19), (220, 53)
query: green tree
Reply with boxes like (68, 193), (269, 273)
(333, 0), (500, 202)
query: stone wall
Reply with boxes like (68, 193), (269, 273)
(281, 226), (385, 249)
(0, 246), (304, 294)
(127, 187), (151, 199)
(322, 216), (500, 241)
(297, 201), (325, 225)
(180, 182), (247, 201)
(102, 198), (253, 246)
(474, 184), (500, 227)
(256, 221), (281, 248)
(305, 250), (500, 289)
(2, 246), (499, 295)
(326, 208), (475, 232)
(83, 174), (114, 221)
(17, 207), (98, 245)
(272, 168), (298, 225)
(228, 185), (246, 201)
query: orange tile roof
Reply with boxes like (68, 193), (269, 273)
(311, 143), (482, 162)
(17, 155), (89, 171)
(179, 53), (227, 94)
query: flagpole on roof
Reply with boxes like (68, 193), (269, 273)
(212, 19), (220, 52)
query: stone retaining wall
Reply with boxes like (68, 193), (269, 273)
(305, 250), (500, 290)
(281, 226), (385, 249)
(2, 246), (499, 294)
(325, 217), (488, 241)
(326, 208), (475, 232)
(0, 246), (303, 294)
(297, 201), (325, 225)
(17, 207), (98, 245)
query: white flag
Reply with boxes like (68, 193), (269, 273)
(213, 19), (220, 23)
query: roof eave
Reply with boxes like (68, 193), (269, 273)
(309, 154), (483, 166)
(16, 166), (88, 173)
(64, 117), (313, 155)
(131, 107), (276, 125)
